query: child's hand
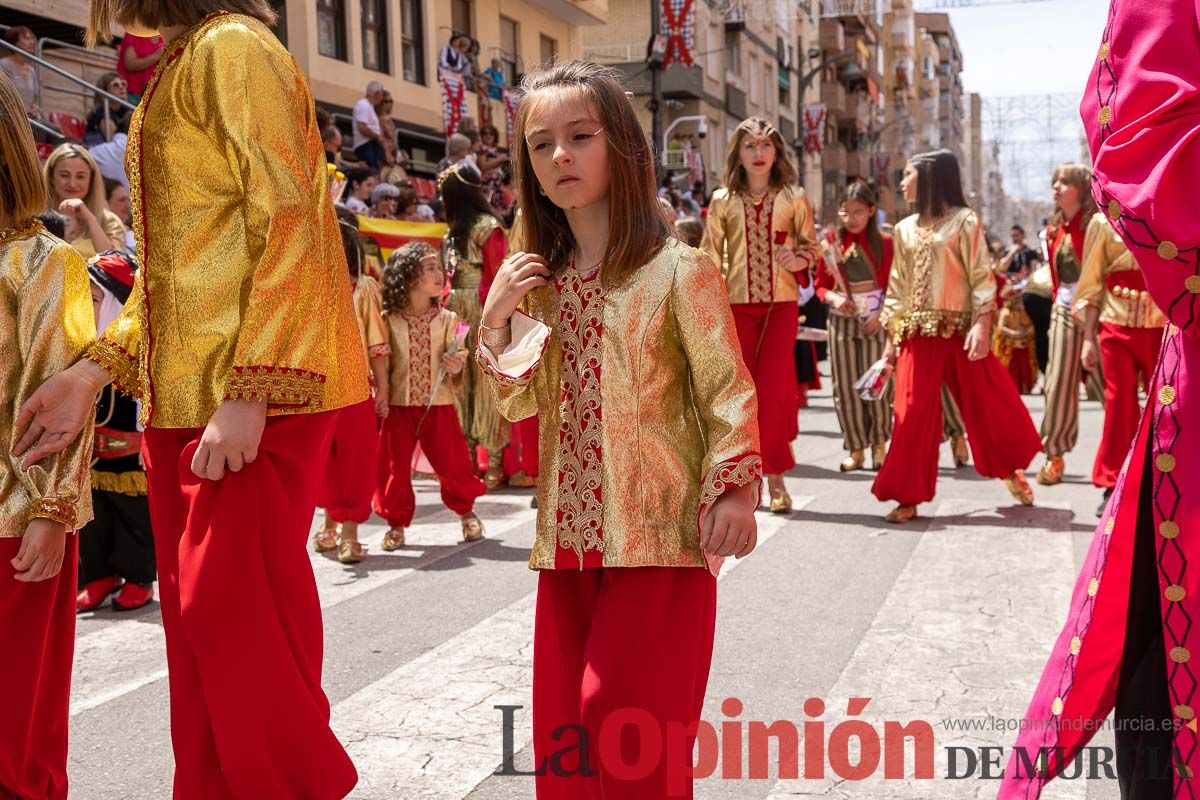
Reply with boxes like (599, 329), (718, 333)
(13, 518), (67, 582)
(775, 247), (798, 273)
(442, 352), (467, 376)
(374, 385), (390, 419)
(700, 482), (758, 559)
(191, 398), (267, 481)
(16, 359), (112, 469)
(481, 252), (550, 329)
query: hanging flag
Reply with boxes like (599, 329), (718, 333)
(439, 68), (469, 138)
(661, 0), (696, 67)
(502, 88), (521, 146)
(803, 104), (827, 154)
(874, 154), (892, 189)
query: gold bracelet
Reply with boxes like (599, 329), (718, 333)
(479, 321), (512, 350)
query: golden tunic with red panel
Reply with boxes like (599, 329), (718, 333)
(1073, 212), (1167, 330)
(700, 184), (821, 304)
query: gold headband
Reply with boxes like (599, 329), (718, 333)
(437, 161), (484, 192)
(736, 117), (779, 142)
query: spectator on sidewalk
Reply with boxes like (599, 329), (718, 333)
(116, 32), (164, 102)
(370, 182), (401, 219)
(103, 178), (136, 253)
(0, 27), (43, 119)
(344, 167), (378, 214)
(435, 133), (475, 174)
(85, 72), (131, 145)
(352, 80), (387, 169)
(476, 124), (508, 211)
(323, 124), (342, 165)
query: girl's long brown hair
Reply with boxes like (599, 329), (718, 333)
(1051, 163), (1097, 227)
(836, 180), (884, 268)
(511, 60), (671, 285)
(720, 116), (797, 194)
(0, 71), (46, 223)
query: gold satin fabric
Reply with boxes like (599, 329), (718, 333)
(87, 13), (368, 428)
(700, 184), (820, 304)
(384, 306), (462, 407)
(882, 208), (997, 344)
(1, 220), (95, 535)
(477, 238), (762, 570)
(1075, 212), (1167, 329)
(352, 275), (390, 361)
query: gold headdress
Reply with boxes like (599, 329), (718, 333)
(735, 116), (779, 144)
(437, 161), (484, 192)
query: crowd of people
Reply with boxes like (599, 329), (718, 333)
(0, 0), (1190, 796)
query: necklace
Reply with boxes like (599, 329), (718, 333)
(573, 256), (602, 279)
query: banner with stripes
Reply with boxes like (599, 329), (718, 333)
(803, 104), (827, 154)
(661, 0), (696, 67)
(438, 68), (470, 138)
(356, 216), (448, 279)
(502, 89), (521, 146)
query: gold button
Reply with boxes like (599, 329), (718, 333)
(1157, 453), (1177, 473)
(1098, 42), (1110, 60)
(1160, 385), (1177, 405)
(1052, 697), (1064, 715)
(1187, 275), (1200, 294)
(1172, 647), (1191, 663)
(1099, 105), (1113, 125)
(1178, 704), (1195, 721)
(1161, 520), (1180, 539)
(1070, 636), (1082, 655)
(1167, 585), (1188, 603)
(1107, 199), (1121, 219)
(1158, 241), (1179, 260)
(1088, 578), (1099, 596)
(1105, 517), (1115, 535)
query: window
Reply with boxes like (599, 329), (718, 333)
(452, 0), (472, 36)
(361, 0), (388, 72)
(724, 30), (741, 75)
(540, 34), (557, 66)
(749, 55), (760, 106)
(499, 16), (518, 83)
(400, 0), (425, 83)
(316, 0), (346, 60)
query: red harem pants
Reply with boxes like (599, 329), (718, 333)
(533, 567), (717, 800)
(1092, 323), (1162, 488)
(143, 412), (357, 800)
(872, 334), (1042, 507)
(732, 302), (799, 474)
(317, 398), (378, 523)
(373, 405), (487, 528)
(504, 415), (540, 477)
(0, 537), (76, 800)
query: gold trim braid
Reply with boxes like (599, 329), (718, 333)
(889, 310), (973, 344)
(90, 469), (149, 496)
(225, 365), (326, 407)
(28, 497), (77, 528)
(700, 454), (764, 513)
(87, 338), (143, 398)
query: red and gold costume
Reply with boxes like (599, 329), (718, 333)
(0, 219), (94, 800)
(1074, 212), (1167, 488)
(701, 183), (819, 475)
(319, 274), (388, 524)
(84, 14), (365, 798)
(992, 272), (1039, 394)
(374, 305), (486, 527)
(477, 238), (760, 797)
(872, 208), (1041, 508)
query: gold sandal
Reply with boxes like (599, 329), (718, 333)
(312, 527), (339, 553)
(1004, 471), (1035, 506)
(840, 450), (865, 472)
(337, 539), (365, 564)
(885, 504), (918, 524)
(381, 528), (406, 551)
(461, 513), (485, 542)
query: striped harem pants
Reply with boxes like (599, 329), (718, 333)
(828, 314), (892, 452)
(1040, 304), (1099, 457)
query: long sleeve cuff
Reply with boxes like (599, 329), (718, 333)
(87, 338), (142, 398)
(696, 453), (763, 577)
(224, 365), (326, 407)
(476, 311), (550, 388)
(28, 497), (77, 528)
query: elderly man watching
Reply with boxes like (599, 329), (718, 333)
(353, 80), (387, 169)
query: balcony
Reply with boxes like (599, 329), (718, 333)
(821, 80), (846, 114)
(779, 117), (795, 145)
(824, 143), (848, 174)
(726, 83), (747, 118)
(593, 59), (705, 100)
(819, 19), (846, 53)
(725, 0), (746, 31)
(522, 0), (608, 26)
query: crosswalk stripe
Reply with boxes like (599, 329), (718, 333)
(333, 492), (813, 800)
(764, 499), (1083, 799)
(69, 490), (538, 717)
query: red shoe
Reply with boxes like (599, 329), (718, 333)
(112, 582), (155, 612)
(77, 577), (122, 613)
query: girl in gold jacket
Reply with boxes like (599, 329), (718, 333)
(476, 61), (761, 798)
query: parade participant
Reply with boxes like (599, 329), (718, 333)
(701, 115), (819, 512)
(440, 162), (511, 487)
(77, 250), (155, 612)
(1077, 212), (1166, 516)
(477, 60), (761, 799)
(871, 150), (1040, 523)
(1034, 163), (1098, 486)
(16, 7), (366, 798)
(313, 213), (390, 564)
(373, 242), (485, 548)
(0, 71), (94, 799)
(815, 180), (893, 472)
(991, 273), (1038, 394)
(999, 1), (1200, 795)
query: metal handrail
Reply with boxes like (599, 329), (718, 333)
(35, 35), (125, 111)
(28, 116), (68, 142)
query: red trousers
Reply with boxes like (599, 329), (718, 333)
(732, 302), (798, 474)
(143, 412), (357, 800)
(373, 405), (486, 528)
(533, 567), (717, 800)
(317, 398), (378, 522)
(0, 537), (76, 800)
(1093, 323), (1162, 488)
(504, 415), (540, 477)
(872, 334), (1042, 507)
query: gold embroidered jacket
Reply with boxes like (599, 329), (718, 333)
(700, 185), (821, 304)
(87, 13), (369, 428)
(352, 275), (390, 363)
(1073, 213), (1167, 330)
(385, 306), (464, 407)
(477, 238), (762, 573)
(882, 208), (997, 344)
(1, 220), (95, 535)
